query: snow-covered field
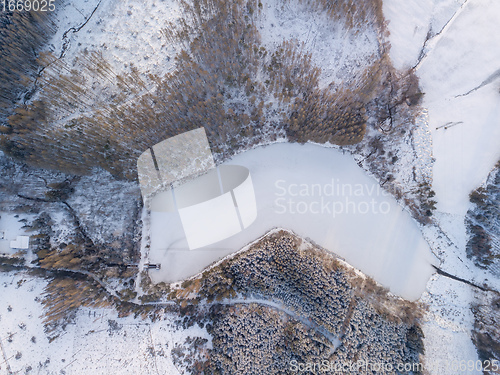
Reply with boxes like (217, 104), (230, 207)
(0, 0), (498, 372)
(50, 0), (180, 77)
(383, 0), (500, 372)
(149, 143), (437, 301)
(256, 0), (379, 87)
(0, 271), (209, 375)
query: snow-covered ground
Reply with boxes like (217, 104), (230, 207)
(148, 143), (437, 301)
(50, 0), (180, 77)
(256, 0), (379, 87)
(66, 171), (141, 245)
(383, 0), (500, 372)
(0, 213), (33, 256)
(384, 0), (500, 215)
(0, 271), (209, 375)
(0, 0), (497, 372)
(420, 5), (500, 216)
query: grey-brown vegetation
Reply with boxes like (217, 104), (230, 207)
(346, 66), (433, 225)
(354, 128), (436, 225)
(139, 270), (171, 304)
(0, 7), (56, 126)
(0, 0), (430, 364)
(0, 153), (141, 273)
(471, 291), (500, 368)
(466, 161), (500, 367)
(466, 161), (500, 273)
(171, 231), (425, 374)
(209, 303), (323, 375)
(0, 0), (420, 181)
(0, 153), (145, 329)
(41, 276), (111, 334)
(172, 335), (211, 374)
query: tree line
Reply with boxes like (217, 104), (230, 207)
(1, 0), (419, 181)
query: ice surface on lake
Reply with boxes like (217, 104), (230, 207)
(149, 143), (437, 301)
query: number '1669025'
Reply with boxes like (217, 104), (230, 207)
(2, 0), (55, 12)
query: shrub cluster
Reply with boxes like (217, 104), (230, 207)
(207, 301), (421, 374)
(471, 293), (500, 366)
(466, 162), (500, 272)
(186, 231), (425, 374)
(41, 276), (111, 332)
(0, 0), (410, 180)
(0, 8), (56, 127)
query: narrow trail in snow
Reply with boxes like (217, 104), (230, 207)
(60, 0), (103, 58)
(413, 0), (472, 71)
(3, 257), (420, 354)
(25, 0), (103, 102)
(455, 67), (500, 97)
(0, 335), (13, 375)
(2, 261), (342, 351)
(432, 265), (500, 295)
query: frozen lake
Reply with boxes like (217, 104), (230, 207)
(148, 143), (437, 301)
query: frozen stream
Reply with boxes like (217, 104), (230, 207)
(148, 143), (437, 301)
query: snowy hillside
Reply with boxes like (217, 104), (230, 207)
(0, 0), (498, 373)
(384, 0), (500, 372)
(49, 0), (180, 77)
(0, 271), (209, 374)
